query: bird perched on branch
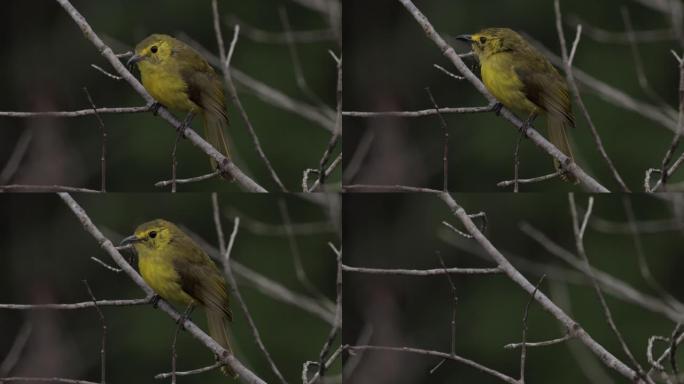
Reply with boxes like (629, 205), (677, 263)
(121, 219), (236, 377)
(457, 28), (577, 183)
(128, 34), (231, 174)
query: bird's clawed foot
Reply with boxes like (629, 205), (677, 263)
(149, 294), (160, 308)
(519, 113), (537, 138)
(175, 303), (195, 331)
(148, 102), (162, 116)
(492, 102), (503, 115)
(176, 112), (195, 138)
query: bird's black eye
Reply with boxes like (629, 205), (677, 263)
(150, 45), (158, 53)
(479, 36), (487, 44)
(149, 231), (157, 239)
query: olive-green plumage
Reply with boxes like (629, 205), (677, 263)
(121, 219), (235, 377)
(128, 34), (230, 172)
(458, 28), (576, 182)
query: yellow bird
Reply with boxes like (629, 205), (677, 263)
(128, 34), (231, 171)
(121, 219), (235, 376)
(457, 28), (576, 182)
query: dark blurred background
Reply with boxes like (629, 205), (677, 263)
(0, 193), (340, 383)
(343, 193), (684, 383)
(0, 0), (340, 192)
(343, 0), (682, 192)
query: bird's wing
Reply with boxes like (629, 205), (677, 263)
(179, 59), (228, 124)
(171, 241), (232, 321)
(514, 61), (574, 127)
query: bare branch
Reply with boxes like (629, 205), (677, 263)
(342, 105), (494, 117)
(342, 264), (502, 276)
(0, 106), (150, 118)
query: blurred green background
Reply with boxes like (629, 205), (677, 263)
(0, 193), (340, 382)
(343, 193), (684, 383)
(0, 0), (340, 192)
(343, 0), (682, 192)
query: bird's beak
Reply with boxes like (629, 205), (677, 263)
(126, 54), (143, 68)
(455, 34), (473, 43)
(120, 234), (141, 246)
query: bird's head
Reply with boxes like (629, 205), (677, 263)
(120, 218), (177, 253)
(456, 28), (523, 60)
(127, 34), (176, 69)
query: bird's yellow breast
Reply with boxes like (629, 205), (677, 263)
(480, 53), (540, 115)
(138, 62), (200, 114)
(138, 251), (194, 305)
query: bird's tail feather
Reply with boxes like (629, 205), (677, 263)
(202, 109), (231, 172)
(207, 307), (236, 377)
(547, 114), (577, 184)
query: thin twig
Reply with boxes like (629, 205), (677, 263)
(82, 281), (106, 384)
(83, 87), (107, 192)
(314, 51), (342, 191)
(430, 253), (459, 374)
(342, 129), (374, 184)
(0, 322), (33, 377)
(154, 170), (221, 188)
(0, 129), (33, 184)
(154, 362), (223, 379)
(568, 24), (582, 66)
(520, 276), (546, 383)
(512, 129), (525, 192)
(90, 64), (122, 80)
(314, 244), (342, 382)
(170, 129), (183, 193)
(171, 304), (195, 384)
(344, 345), (519, 384)
(211, 193), (227, 255)
(433, 64), (464, 80)
(90, 257), (122, 273)
(504, 334), (572, 350)
(497, 170), (563, 188)
(425, 87), (449, 191)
